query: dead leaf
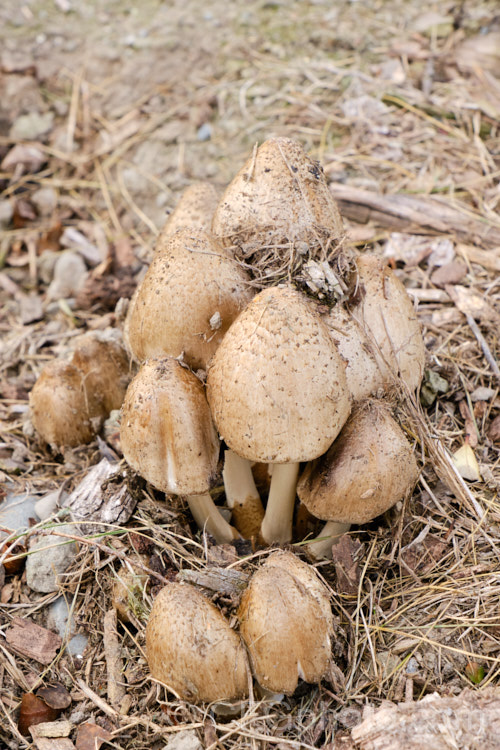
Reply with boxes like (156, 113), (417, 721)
(452, 444), (482, 482)
(18, 693), (60, 735)
(37, 684), (72, 710)
(487, 415), (500, 443)
(430, 261), (467, 287)
(401, 535), (448, 575)
(6, 617), (62, 664)
(445, 284), (500, 325)
(1, 144), (46, 174)
(74, 722), (112, 750)
(458, 401), (478, 448)
(331, 536), (363, 595)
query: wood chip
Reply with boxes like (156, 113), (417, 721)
(64, 458), (137, 535)
(31, 739), (75, 750)
(6, 618), (62, 665)
(103, 608), (126, 710)
(351, 688), (500, 749)
(30, 721), (73, 738)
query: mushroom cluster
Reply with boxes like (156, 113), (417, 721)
(28, 136), (425, 706)
(129, 137), (425, 704)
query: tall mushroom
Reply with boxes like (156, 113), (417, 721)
(207, 286), (351, 544)
(124, 229), (254, 370)
(120, 357), (239, 543)
(297, 400), (420, 558)
(156, 182), (219, 247)
(238, 550), (333, 694)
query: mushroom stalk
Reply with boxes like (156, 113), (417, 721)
(222, 450), (264, 538)
(260, 463), (300, 545)
(185, 494), (240, 544)
(306, 521), (351, 560)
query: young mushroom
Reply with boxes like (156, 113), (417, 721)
(297, 400), (420, 559)
(30, 331), (131, 450)
(120, 357), (239, 543)
(207, 286), (351, 544)
(124, 229), (253, 370)
(147, 582), (249, 703)
(238, 550), (334, 695)
(156, 182), (219, 247)
(329, 254), (425, 397)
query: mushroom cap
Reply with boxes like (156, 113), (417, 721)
(325, 303), (388, 402)
(207, 286), (351, 463)
(123, 229), (253, 370)
(71, 331), (131, 413)
(30, 360), (102, 449)
(211, 137), (345, 292)
(238, 550), (333, 694)
(120, 357), (219, 495)
(347, 254), (425, 391)
(146, 582), (249, 703)
(297, 400), (419, 524)
(157, 182), (219, 246)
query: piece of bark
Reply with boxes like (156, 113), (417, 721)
(178, 567), (250, 597)
(65, 458), (137, 535)
(6, 618), (62, 665)
(329, 183), (500, 248)
(30, 721), (73, 738)
(75, 723), (112, 750)
(31, 739), (75, 750)
(103, 608), (126, 710)
(351, 688), (500, 749)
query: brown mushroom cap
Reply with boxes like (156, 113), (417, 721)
(343, 254), (426, 392)
(157, 182), (219, 246)
(211, 137), (346, 294)
(123, 229), (253, 370)
(120, 357), (219, 495)
(30, 360), (102, 449)
(297, 401), (419, 525)
(146, 582), (249, 703)
(238, 550), (333, 694)
(29, 331), (131, 450)
(207, 286), (351, 463)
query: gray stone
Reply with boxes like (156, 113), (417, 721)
(0, 199), (13, 229)
(9, 111), (54, 140)
(163, 730), (203, 750)
(31, 186), (57, 216)
(46, 596), (89, 657)
(0, 493), (38, 539)
(47, 250), (88, 301)
(25, 524), (77, 593)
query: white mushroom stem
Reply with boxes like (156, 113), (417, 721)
(222, 450), (265, 538)
(260, 463), (300, 545)
(185, 494), (241, 544)
(306, 521), (351, 560)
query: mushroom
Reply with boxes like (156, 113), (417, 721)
(123, 229), (253, 370)
(146, 582), (249, 703)
(211, 137), (349, 298)
(238, 550), (333, 694)
(30, 331), (131, 450)
(120, 357), (239, 543)
(327, 254), (425, 398)
(297, 400), (420, 559)
(207, 286), (351, 544)
(222, 449), (265, 539)
(156, 182), (219, 246)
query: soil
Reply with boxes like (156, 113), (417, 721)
(1, 0), (499, 748)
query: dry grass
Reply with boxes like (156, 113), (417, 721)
(1, 0), (499, 747)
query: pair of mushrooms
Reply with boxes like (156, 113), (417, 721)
(146, 550), (334, 702)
